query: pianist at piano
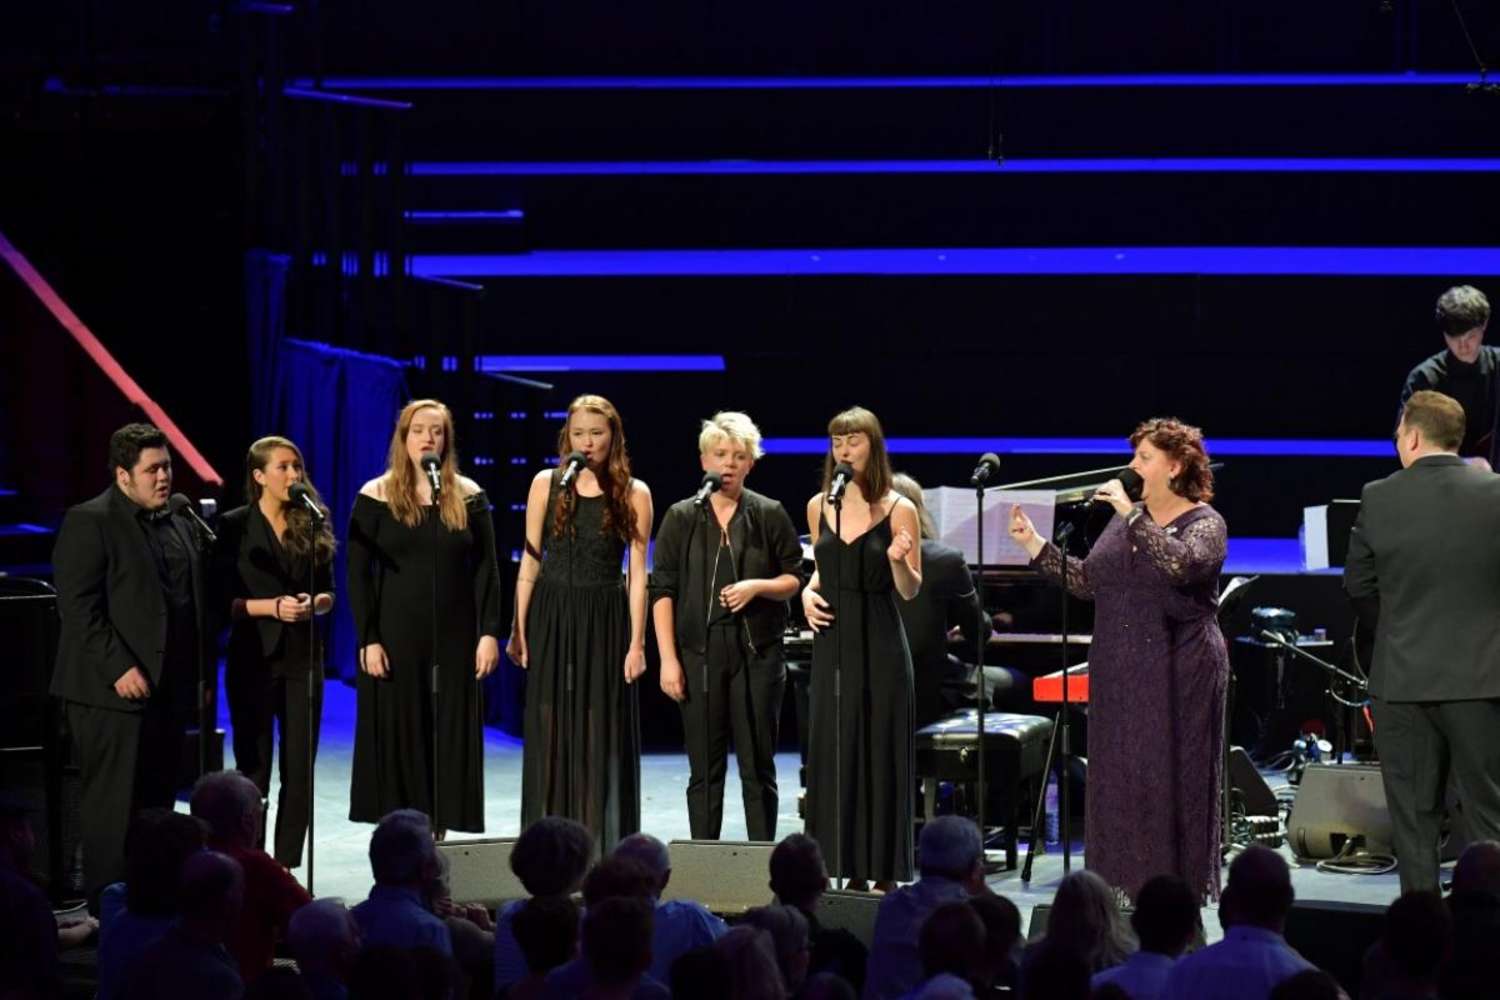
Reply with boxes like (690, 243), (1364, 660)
(1010, 418), (1230, 904)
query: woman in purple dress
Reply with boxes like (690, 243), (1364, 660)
(1009, 418), (1229, 903)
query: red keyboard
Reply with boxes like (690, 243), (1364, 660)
(1032, 664), (1090, 704)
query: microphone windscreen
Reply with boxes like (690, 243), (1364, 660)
(168, 493), (193, 515)
(978, 452), (1001, 474)
(1118, 467), (1145, 501)
(419, 451), (442, 471)
(564, 450), (586, 468)
(702, 470), (724, 490)
(832, 462), (855, 480)
(288, 482), (312, 503)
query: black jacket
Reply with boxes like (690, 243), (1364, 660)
(897, 540), (992, 727)
(649, 488), (803, 654)
(215, 504), (335, 666)
(50, 486), (212, 711)
(1344, 454), (1500, 702)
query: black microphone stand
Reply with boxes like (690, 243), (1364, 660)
(306, 520), (321, 894)
(429, 479), (443, 833)
(179, 500), (218, 780)
(973, 479), (989, 861)
(698, 497), (715, 839)
(1056, 523), (1075, 874)
(832, 490), (845, 886)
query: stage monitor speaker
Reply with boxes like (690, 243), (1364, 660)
(438, 837), (523, 907)
(1228, 746), (1278, 818)
(1287, 763), (1392, 860)
(814, 889), (882, 949)
(1282, 899), (1385, 996)
(663, 839), (775, 915)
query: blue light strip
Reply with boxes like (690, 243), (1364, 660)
(411, 247), (1500, 278)
(477, 355), (726, 372)
(761, 437), (1394, 458)
(291, 73), (1482, 91)
(404, 209), (524, 221)
(410, 158), (1500, 176)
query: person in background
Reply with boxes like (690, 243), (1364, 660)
(287, 899), (362, 1000)
(1091, 874), (1199, 1000)
(122, 850), (246, 1000)
(1398, 284), (1498, 470)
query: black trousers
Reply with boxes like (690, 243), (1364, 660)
(1371, 696), (1500, 894)
(681, 625), (786, 841)
(227, 661), (324, 867)
(66, 694), (182, 908)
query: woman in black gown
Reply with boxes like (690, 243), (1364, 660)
(509, 394), (652, 850)
(348, 399), (503, 834)
(801, 406), (922, 888)
(217, 435), (335, 867)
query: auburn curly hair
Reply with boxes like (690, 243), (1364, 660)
(1129, 417), (1214, 502)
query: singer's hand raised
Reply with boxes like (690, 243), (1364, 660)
(1009, 504), (1045, 559)
(360, 643), (390, 679)
(506, 632), (529, 669)
(887, 526), (915, 564)
(1094, 479), (1135, 519)
(802, 588), (834, 632)
(475, 635), (500, 679)
(720, 580), (760, 614)
(623, 647), (647, 685)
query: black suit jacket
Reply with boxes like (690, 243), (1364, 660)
(50, 486), (211, 711)
(897, 540), (992, 726)
(1344, 454), (1500, 702)
(215, 504), (334, 666)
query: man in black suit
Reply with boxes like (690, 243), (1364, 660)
(51, 423), (212, 907)
(1345, 390), (1500, 893)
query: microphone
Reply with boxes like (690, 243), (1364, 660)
(288, 483), (326, 524)
(827, 462), (855, 505)
(558, 451), (586, 490)
(693, 471), (723, 507)
(419, 452), (443, 497)
(169, 493), (218, 544)
(970, 452), (1001, 488)
(1091, 468), (1145, 507)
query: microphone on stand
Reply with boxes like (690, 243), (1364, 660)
(287, 483), (327, 524)
(558, 451), (587, 490)
(169, 493), (218, 544)
(1090, 467), (1145, 507)
(827, 462), (855, 505)
(419, 452), (444, 498)
(693, 471), (724, 507)
(970, 452), (1001, 487)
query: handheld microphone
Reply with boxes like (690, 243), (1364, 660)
(827, 462), (855, 505)
(1091, 468), (1145, 506)
(169, 493), (218, 544)
(419, 452), (443, 497)
(288, 482), (327, 524)
(970, 452), (1001, 488)
(558, 451), (587, 490)
(693, 471), (723, 507)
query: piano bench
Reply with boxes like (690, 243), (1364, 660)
(915, 711), (1054, 871)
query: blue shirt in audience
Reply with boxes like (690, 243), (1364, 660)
(1092, 949), (1177, 1000)
(493, 899), (529, 991)
(351, 885), (453, 957)
(544, 956), (670, 999)
(646, 898), (728, 982)
(1160, 925), (1314, 1000)
(864, 876), (971, 1000)
(97, 882), (174, 1000)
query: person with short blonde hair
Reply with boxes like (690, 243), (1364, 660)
(651, 411), (803, 841)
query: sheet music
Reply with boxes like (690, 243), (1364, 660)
(922, 486), (1057, 566)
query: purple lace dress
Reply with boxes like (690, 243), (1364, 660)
(1033, 504), (1229, 902)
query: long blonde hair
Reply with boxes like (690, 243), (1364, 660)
(383, 399), (469, 531)
(244, 435), (336, 569)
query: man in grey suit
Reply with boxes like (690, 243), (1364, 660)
(1345, 389), (1500, 893)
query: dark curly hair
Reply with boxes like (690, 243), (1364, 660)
(1129, 417), (1215, 503)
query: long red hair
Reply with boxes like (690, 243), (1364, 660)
(383, 399), (470, 530)
(551, 394), (639, 544)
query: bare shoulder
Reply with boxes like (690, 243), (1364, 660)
(805, 493), (823, 515)
(457, 474), (483, 497)
(359, 475), (389, 500)
(530, 468), (555, 488)
(630, 477), (652, 499)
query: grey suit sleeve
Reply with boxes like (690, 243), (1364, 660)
(1343, 487), (1380, 630)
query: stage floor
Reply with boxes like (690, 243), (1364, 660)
(224, 676), (1409, 942)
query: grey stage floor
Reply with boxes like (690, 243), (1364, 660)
(213, 677), (1410, 942)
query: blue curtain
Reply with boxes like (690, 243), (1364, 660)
(270, 339), (409, 680)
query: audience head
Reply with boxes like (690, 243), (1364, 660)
(583, 896), (655, 989)
(1224, 845), (1296, 932)
(715, 925), (787, 1000)
(1020, 940), (1090, 1000)
(1045, 870), (1133, 972)
(769, 833), (828, 911)
(511, 894), (580, 976)
(613, 833), (672, 895)
(368, 810), (439, 890)
(743, 904), (812, 994)
(1268, 969), (1349, 1000)
(1383, 889), (1452, 984)
(670, 945), (732, 998)
(582, 855), (660, 908)
(1452, 840), (1500, 897)
(509, 816), (594, 897)
(124, 807), (207, 917)
(1440, 888), (1500, 999)
(1131, 874), (1200, 957)
(969, 891), (1022, 988)
(178, 850), (244, 940)
(917, 816), (984, 892)
(288, 898), (362, 981)
(190, 770), (263, 848)
(243, 967), (314, 1000)
(800, 972), (857, 1000)
(919, 900), (987, 987)
(1091, 985), (1132, 1000)
(0, 793), (36, 871)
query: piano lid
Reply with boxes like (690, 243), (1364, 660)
(993, 464), (1132, 506)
